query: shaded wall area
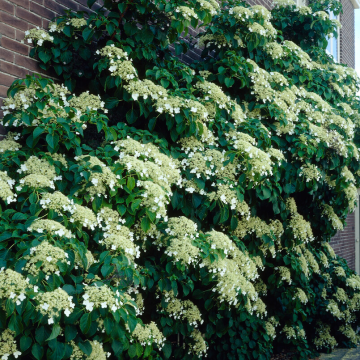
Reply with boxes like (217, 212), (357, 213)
(330, 212), (356, 270)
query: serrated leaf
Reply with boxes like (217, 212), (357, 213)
(47, 324), (61, 341)
(163, 343), (172, 359)
(38, 51), (51, 64)
(112, 340), (124, 356)
(33, 127), (45, 139)
(80, 313), (92, 334)
(127, 177), (135, 191)
(82, 27), (94, 42)
(128, 344), (137, 358)
(78, 341), (92, 356)
(32, 343), (44, 360)
(20, 335), (32, 352)
(65, 325), (77, 342)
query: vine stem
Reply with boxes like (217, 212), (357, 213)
(111, 0), (135, 40)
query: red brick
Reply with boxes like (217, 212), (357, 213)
(0, 0), (14, 14)
(339, 0), (355, 68)
(15, 54), (42, 72)
(0, 61), (28, 78)
(78, 4), (90, 12)
(11, 0), (30, 8)
(0, 72), (16, 87)
(30, 1), (55, 20)
(43, 19), (50, 29)
(58, 0), (79, 11)
(16, 29), (26, 42)
(0, 12), (29, 31)
(1, 37), (29, 55)
(0, 47), (14, 62)
(16, 7), (42, 27)
(330, 211), (356, 270)
(0, 85), (7, 97)
(44, 0), (67, 14)
(0, 23), (16, 38)
(32, 0), (43, 4)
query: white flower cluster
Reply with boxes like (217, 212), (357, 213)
(131, 322), (166, 350)
(202, 231), (260, 308)
(28, 219), (73, 238)
(0, 329), (22, 360)
(98, 45), (137, 80)
(162, 291), (204, 328)
(24, 27), (54, 46)
(115, 137), (181, 193)
(82, 285), (134, 313)
(37, 288), (75, 324)
(24, 241), (70, 276)
(0, 170), (17, 204)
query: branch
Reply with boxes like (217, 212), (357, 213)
(111, 0), (135, 40)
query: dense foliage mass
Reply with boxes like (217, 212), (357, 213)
(1, 0), (360, 359)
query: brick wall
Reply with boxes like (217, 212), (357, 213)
(0, 0), (103, 115)
(330, 212), (356, 270)
(339, 0), (355, 68)
(246, 0), (274, 8)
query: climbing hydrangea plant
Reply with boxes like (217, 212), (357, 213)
(1, 0), (360, 359)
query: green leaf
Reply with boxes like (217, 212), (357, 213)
(136, 343), (143, 357)
(38, 51), (51, 64)
(127, 177), (135, 191)
(20, 335), (32, 352)
(82, 27), (94, 42)
(0, 232), (11, 242)
(112, 340), (124, 356)
(32, 343), (44, 360)
(126, 109), (138, 124)
(46, 133), (59, 150)
(204, 299), (213, 311)
(144, 345), (151, 357)
(128, 315), (138, 332)
(47, 324), (61, 341)
(262, 187), (271, 199)
(60, 51), (72, 64)
(36, 326), (51, 345)
(63, 25), (72, 37)
(163, 343), (172, 359)
(224, 77), (234, 87)
(65, 325), (77, 342)
(104, 318), (114, 335)
(78, 341), (92, 356)
(230, 216), (238, 230)
(79, 47), (91, 60)
(128, 344), (137, 358)
(8, 313), (23, 334)
(12, 212), (27, 221)
(33, 127), (45, 139)
(117, 204), (126, 216)
(105, 97), (120, 109)
(141, 217), (151, 232)
(284, 183), (295, 194)
(124, 22), (138, 36)
(80, 313), (92, 334)
(131, 198), (142, 212)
